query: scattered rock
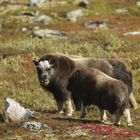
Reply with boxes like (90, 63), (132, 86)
(66, 9), (84, 22)
(29, 0), (57, 7)
(123, 31), (140, 36)
(22, 27), (28, 32)
(23, 121), (44, 132)
(136, 1), (140, 7)
(34, 15), (53, 25)
(34, 26), (40, 30)
(33, 29), (69, 38)
(29, 0), (45, 7)
(57, 1), (67, 6)
(22, 121), (55, 138)
(115, 8), (128, 14)
(78, 0), (90, 8)
(4, 98), (35, 124)
(18, 11), (38, 24)
(84, 21), (107, 29)
(19, 11), (37, 17)
(0, 0), (10, 3)
(64, 127), (90, 138)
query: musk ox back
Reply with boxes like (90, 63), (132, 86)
(67, 67), (133, 126)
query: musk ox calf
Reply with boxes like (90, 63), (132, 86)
(70, 57), (137, 111)
(67, 67), (133, 126)
(33, 54), (137, 117)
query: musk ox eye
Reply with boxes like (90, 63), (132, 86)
(46, 67), (51, 71)
(37, 67), (43, 73)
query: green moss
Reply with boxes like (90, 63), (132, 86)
(88, 0), (114, 16)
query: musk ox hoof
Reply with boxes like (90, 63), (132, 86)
(66, 113), (73, 117)
(114, 122), (121, 126)
(80, 113), (86, 118)
(100, 119), (108, 124)
(128, 123), (133, 127)
(57, 110), (64, 114)
(101, 117), (108, 123)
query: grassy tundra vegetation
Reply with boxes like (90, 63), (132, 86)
(0, 0), (140, 139)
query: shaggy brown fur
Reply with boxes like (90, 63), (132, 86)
(67, 67), (133, 126)
(69, 56), (137, 110)
(33, 54), (77, 116)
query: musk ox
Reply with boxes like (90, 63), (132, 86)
(67, 67), (133, 126)
(33, 54), (137, 117)
(33, 54), (77, 116)
(70, 57), (137, 111)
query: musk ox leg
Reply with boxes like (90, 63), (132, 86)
(129, 92), (138, 110)
(114, 113), (122, 126)
(123, 108), (133, 126)
(56, 101), (64, 114)
(99, 109), (107, 122)
(64, 99), (73, 116)
(63, 90), (73, 116)
(80, 101), (86, 118)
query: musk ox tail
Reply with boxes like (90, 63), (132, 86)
(129, 92), (138, 110)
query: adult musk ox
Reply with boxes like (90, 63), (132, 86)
(33, 54), (77, 116)
(67, 67), (133, 126)
(33, 54), (137, 117)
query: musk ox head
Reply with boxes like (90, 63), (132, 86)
(33, 60), (54, 86)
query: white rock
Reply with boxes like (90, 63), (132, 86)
(115, 8), (128, 14)
(30, 0), (45, 7)
(4, 98), (34, 124)
(33, 29), (68, 38)
(22, 27), (28, 32)
(123, 31), (140, 36)
(136, 1), (140, 7)
(84, 21), (107, 29)
(34, 15), (53, 25)
(66, 9), (84, 22)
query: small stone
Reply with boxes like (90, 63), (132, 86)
(22, 27), (28, 32)
(22, 121), (43, 132)
(30, 0), (45, 7)
(34, 15), (53, 25)
(32, 29), (69, 38)
(84, 21), (107, 29)
(123, 31), (140, 36)
(136, 2), (140, 7)
(115, 8), (128, 14)
(66, 9), (84, 22)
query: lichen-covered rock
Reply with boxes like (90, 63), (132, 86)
(136, 1), (140, 7)
(115, 8), (128, 14)
(84, 21), (107, 29)
(66, 9), (84, 22)
(30, 0), (45, 7)
(34, 15), (53, 25)
(123, 31), (140, 36)
(32, 29), (69, 38)
(22, 121), (43, 132)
